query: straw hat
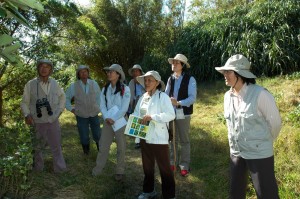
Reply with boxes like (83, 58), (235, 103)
(104, 64), (126, 82)
(76, 65), (90, 79)
(136, 70), (166, 91)
(215, 54), (257, 78)
(37, 59), (53, 68)
(128, 64), (144, 76)
(168, 54), (190, 68)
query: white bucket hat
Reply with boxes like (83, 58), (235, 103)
(76, 65), (90, 79)
(104, 64), (126, 82)
(168, 54), (190, 68)
(215, 54), (257, 78)
(36, 59), (53, 75)
(136, 70), (166, 91)
(37, 59), (53, 68)
(128, 64), (144, 76)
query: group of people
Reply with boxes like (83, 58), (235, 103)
(20, 53), (282, 199)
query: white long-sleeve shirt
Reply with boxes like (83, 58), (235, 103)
(133, 90), (175, 144)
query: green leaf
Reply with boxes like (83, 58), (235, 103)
(0, 34), (14, 46)
(0, 7), (7, 17)
(5, 0), (44, 12)
(4, 4), (32, 28)
(2, 42), (22, 54)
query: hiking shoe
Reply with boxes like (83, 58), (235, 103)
(180, 169), (189, 177)
(138, 191), (157, 199)
(135, 143), (141, 149)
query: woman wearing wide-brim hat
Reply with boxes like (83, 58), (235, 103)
(165, 54), (197, 177)
(133, 71), (176, 199)
(215, 54), (282, 198)
(92, 64), (130, 182)
(127, 64), (145, 149)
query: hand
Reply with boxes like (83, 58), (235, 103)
(141, 115), (152, 124)
(105, 118), (115, 125)
(25, 115), (34, 126)
(170, 97), (179, 106)
(71, 109), (76, 115)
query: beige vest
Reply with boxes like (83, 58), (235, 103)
(29, 78), (61, 123)
(74, 80), (100, 118)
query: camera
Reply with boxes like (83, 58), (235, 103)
(36, 98), (53, 118)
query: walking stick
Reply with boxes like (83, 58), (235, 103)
(171, 120), (176, 172)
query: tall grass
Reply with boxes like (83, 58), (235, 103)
(168, 0), (300, 82)
(1, 75), (299, 198)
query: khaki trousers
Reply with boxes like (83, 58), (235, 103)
(169, 116), (191, 170)
(93, 122), (126, 175)
(34, 119), (67, 173)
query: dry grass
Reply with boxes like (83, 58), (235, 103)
(25, 77), (300, 198)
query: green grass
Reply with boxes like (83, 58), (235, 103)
(24, 76), (300, 198)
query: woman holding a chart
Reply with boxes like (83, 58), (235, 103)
(133, 71), (176, 199)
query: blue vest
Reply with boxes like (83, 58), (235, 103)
(224, 84), (273, 159)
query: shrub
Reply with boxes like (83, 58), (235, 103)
(0, 122), (33, 198)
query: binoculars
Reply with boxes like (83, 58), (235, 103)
(36, 98), (53, 118)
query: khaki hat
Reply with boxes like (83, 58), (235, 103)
(37, 59), (53, 68)
(104, 64), (126, 82)
(136, 70), (166, 91)
(76, 65), (90, 79)
(168, 54), (190, 68)
(215, 54), (257, 78)
(128, 64), (144, 76)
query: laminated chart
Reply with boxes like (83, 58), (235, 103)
(124, 115), (153, 140)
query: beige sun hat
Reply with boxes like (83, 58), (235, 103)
(168, 54), (190, 68)
(104, 64), (126, 82)
(136, 70), (166, 91)
(37, 59), (53, 68)
(76, 65), (90, 79)
(128, 64), (144, 76)
(215, 54), (257, 78)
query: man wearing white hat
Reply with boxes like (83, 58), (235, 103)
(128, 64), (145, 149)
(165, 54), (197, 177)
(65, 65), (101, 155)
(215, 54), (281, 198)
(21, 59), (67, 173)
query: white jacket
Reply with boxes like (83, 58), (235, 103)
(133, 90), (175, 144)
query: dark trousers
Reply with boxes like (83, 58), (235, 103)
(140, 140), (175, 199)
(230, 155), (279, 199)
(76, 115), (101, 145)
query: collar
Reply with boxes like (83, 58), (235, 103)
(79, 79), (90, 85)
(172, 72), (184, 79)
(230, 83), (248, 98)
(37, 77), (51, 84)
